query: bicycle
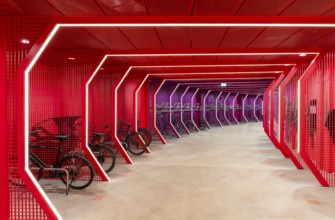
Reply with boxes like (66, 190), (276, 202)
(137, 120), (153, 146)
(89, 132), (116, 173)
(29, 130), (95, 191)
(117, 122), (148, 156)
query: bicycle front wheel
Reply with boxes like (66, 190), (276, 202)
(138, 128), (152, 146)
(59, 154), (95, 190)
(126, 132), (147, 156)
(92, 145), (116, 173)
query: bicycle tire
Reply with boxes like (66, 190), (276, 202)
(198, 121), (206, 130)
(138, 128), (152, 146)
(59, 154), (95, 190)
(185, 121), (195, 132)
(126, 132), (147, 156)
(92, 145), (116, 173)
(29, 156), (43, 181)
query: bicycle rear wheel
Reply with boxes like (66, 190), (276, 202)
(59, 154), (95, 190)
(185, 121), (195, 132)
(138, 128), (152, 146)
(92, 145), (116, 173)
(126, 132), (147, 156)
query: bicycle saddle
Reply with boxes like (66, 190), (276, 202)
(54, 135), (70, 141)
(93, 132), (104, 137)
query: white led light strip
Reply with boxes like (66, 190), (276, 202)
(215, 91), (223, 127)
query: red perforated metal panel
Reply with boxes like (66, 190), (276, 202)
(283, 64), (308, 169)
(5, 17), (51, 220)
(300, 52), (335, 186)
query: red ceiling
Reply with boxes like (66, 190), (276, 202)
(3, 0), (335, 93)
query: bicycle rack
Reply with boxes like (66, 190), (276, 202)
(30, 167), (70, 195)
(203, 90), (211, 129)
(254, 94), (261, 122)
(180, 86), (191, 135)
(215, 91), (223, 127)
(224, 92), (231, 125)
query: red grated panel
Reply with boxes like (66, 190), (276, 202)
(5, 17), (51, 220)
(88, 70), (127, 164)
(29, 50), (102, 181)
(283, 64), (308, 169)
(301, 52), (335, 185)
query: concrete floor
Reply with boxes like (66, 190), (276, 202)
(46, 123), (335, 220)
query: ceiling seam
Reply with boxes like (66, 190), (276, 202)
(277, 0), (297, 15)
(153, 28), (165, 49)
(143, 0), (151, 16)
(190, 0), (196, 16)
(94, 0), (109, 16)
(321, 6), (335, 16)
(82, 28), (111, 50)
(273, 28), (304, 48)
(44, 0), (66, 16)
(246, 28), (267, 48)
(234, 0), (247, 15)
(116, 28), (139, 49)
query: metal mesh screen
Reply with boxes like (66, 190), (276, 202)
(88, 71), (126, 163)
(6, 17), (50, 220)
(29, 51), (99, 181)
(284, 65), (308, 169)
(303, 52), (335, 185)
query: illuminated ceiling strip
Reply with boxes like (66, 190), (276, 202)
(59, 23), (335, 27)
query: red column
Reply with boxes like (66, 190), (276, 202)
(0, 18), (9, 220)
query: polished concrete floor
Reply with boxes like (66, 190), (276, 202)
(46, 123), (335, 220)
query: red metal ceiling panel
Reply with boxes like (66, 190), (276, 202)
(49, 28), (109, 50)
(237, 0), (295, 15)
(309, 31), (335, 47)
(83, 27), (136, 50)
(217, 55), (266, 62)
(276, 28), (335, 48)
(46, 0), (105, 16)
(155, 27), (191, 49)
(191, 27), (228, 48)
(248, 27), (300, 48)
(96, 0), (148, 15)
(0, 1), (62, 16)
(219, 27), (264, 48)
(280, 0), (335, 15)
(192, 0), (243, 15)
(119, 27), (163, 49)
(145, 0), (193, 15)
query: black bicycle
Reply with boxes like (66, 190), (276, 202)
(137, 120), (153, 146)
(29, 130), (95, 190)
(116, 122), (148, 155)
(89, 132), (116, 173)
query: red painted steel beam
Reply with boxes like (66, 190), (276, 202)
(263, 80), (275, 135)
(268, 73), (290, 158)
(298, 53), (329, 186)
(16, 19), (61, 220)
(152, 80), (167, 144)
(81, 54), (113, 181)
(0, 18), (8, 220)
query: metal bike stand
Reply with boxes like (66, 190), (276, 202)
(30, 167), (70, 195)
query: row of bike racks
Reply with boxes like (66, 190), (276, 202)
(154, 92), (263, 139)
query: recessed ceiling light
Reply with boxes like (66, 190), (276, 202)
(299, 53), (307, 57)
(275, 71), (281, 73)
(284, 64), (290, 66)
(99, 67), (105, 70)
(68, 57), (76, 60)
(20, 39), (30, 44)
